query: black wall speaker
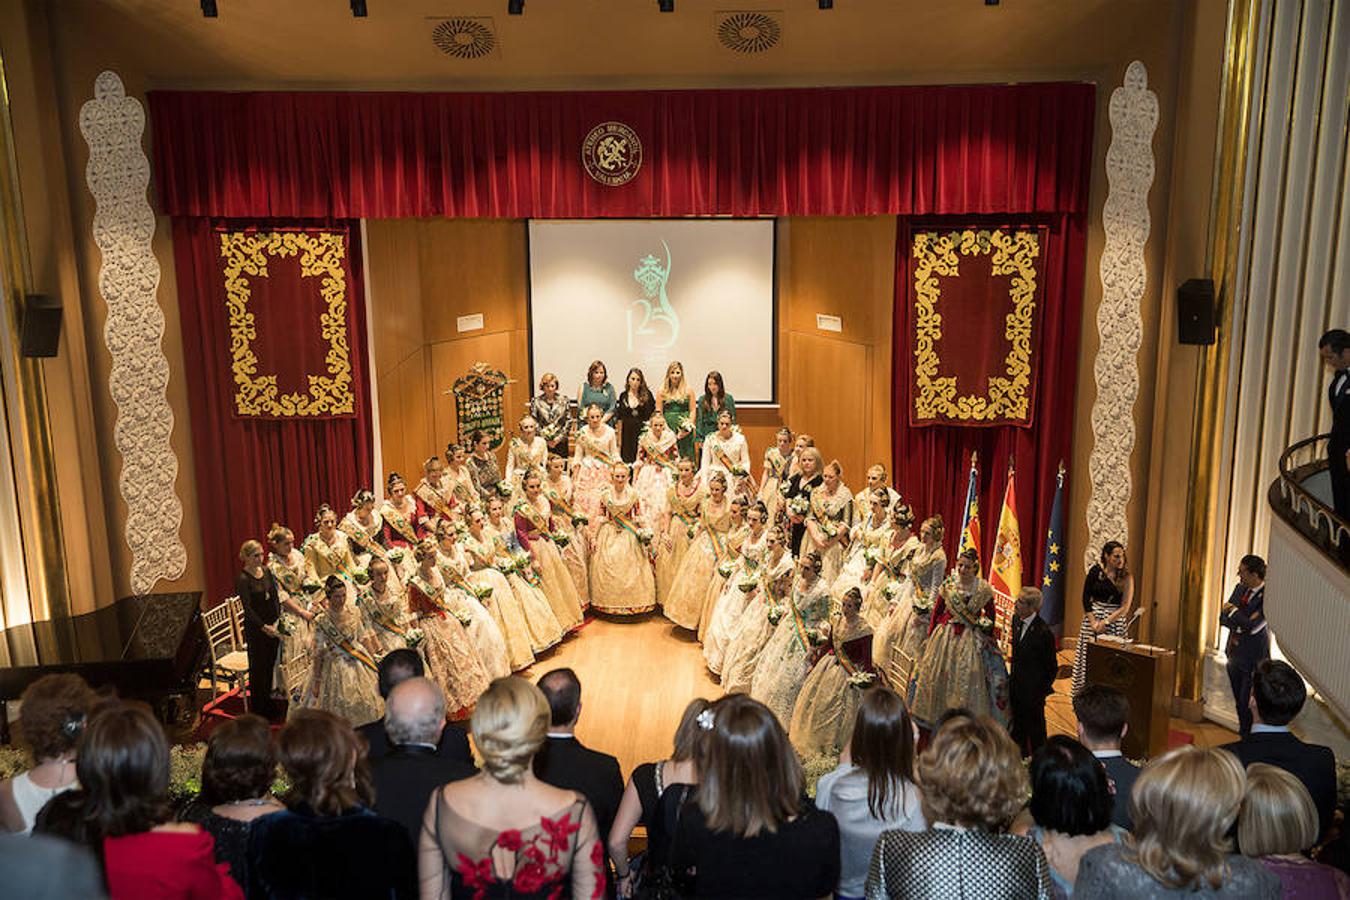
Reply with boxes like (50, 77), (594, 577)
(20, 294), (62, 357)
(1177, 278), (1216, 345)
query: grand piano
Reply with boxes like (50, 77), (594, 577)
(0, 592), (205, 738)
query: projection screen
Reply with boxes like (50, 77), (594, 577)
(527, 219), (776, 403)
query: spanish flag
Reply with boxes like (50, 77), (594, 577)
(989, 467), (1023, 601)
(958, 453), (982, 564)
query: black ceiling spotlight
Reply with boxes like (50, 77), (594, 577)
(200, 0), (217, 17)
(818, 0), (833, 8)
(350, 0), (367, 16)
(985, 0), (1000, 5)
(508, 0), (524, 14)
(658, 0), (674, 11)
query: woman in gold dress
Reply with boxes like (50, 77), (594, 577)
(571, 404), (621, 538)
(503, 416), (549, 501)
(301, 575), (383, 726)
(303, 504), (359, 611)
(789, 586), (876, 762)
(356, 557), (411, 657)
(444, 442), (480, 511)
(415, 455), (459, 530)
(656, 457), (704, 607)
(339, 489), (388, 571)
(406, 539), (491, 717)
(803, 460), (854, 587)
(589, 462), (657, 615)
(908, 547), (1009, 727)
(720, 527), (796, 694)
(543, 454), (591, 606)
(837, 488), (895, 611)
(696, 495), (749, 640)
(515, 469), (584, 635)
(663, 471), (733, 631)
(758, 427), (795, 524)
(749, 551), (833, 725)
(633, 412), (678, 532)
(432, 517), (510, 680)
(852, 464), (901, 523)
(485, 494), (567, 649)
(703, 501), (770, 675)
(874, 515), (948, 691)
(267, 523), (317, 696)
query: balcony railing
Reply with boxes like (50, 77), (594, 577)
(1270, 433), (1350, 568)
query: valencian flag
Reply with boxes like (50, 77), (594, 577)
(958, 452), (982, 563)
(989, 465), (1023, 602)
(1040, 462), (1067, 639)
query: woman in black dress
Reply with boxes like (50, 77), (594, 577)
(1071, 541), (1135, 695)
(782, 447), (824, 556)
(615, 367), (656, 464)
(236, 539), (281, 719)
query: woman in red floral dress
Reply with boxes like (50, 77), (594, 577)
(419, 677), (605, 900)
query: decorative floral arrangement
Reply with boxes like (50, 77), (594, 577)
(387, 549), (405, 565)
(911, 590), (934, 614)
(847, 670), (878, 688)
(731, 465), (749, 478)
(674, 416), (694, 436)
(977, 614), (995, 633)
(471, 583), (494, 602)
(301, 580), (323, 596)
(571, 513), (589, 527)
(737, 574), (759, 593)
(882, 580), (902, 601)
(820, 522), (839, 540)
(351, 567), (370, 586)
(454, 607), (475, 627)
(810, 623), (831, 645)
(540, 422), (565, 444)
(862, 547), (880, 567)
(766, 605), (785, 625)
(275, 615), (297, 637)
(404, 627), (425, 649)
(494, 556), (519, 576)
(509, 551), (533, 575)
(549, 531), (570, 548)
(495, 480), (514, 499)
(779, 480), (793, 498)
(716, 561), (735, 579)
(167, 743), (290, 804)
(786, 497), (810, 518)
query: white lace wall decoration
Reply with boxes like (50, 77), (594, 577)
(79, 71), (187, 593)
(1087, 61), (1158, 568)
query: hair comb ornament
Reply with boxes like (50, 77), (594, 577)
(696, 709), (715, 731)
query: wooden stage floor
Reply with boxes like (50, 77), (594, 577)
(517, 614), (1236, 778)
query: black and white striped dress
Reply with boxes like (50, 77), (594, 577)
(1071, 564), (1127, 695)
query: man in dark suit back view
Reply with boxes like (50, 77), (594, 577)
(533, 668), (624, 851)
(370, 677), (476, 841)
(1222, 659), (1337, 841)
(358, 648), (472, 764)
(1009, 587), (1059, 757)
(1073, 684), (1139, 831)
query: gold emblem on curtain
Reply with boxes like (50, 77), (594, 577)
(219, 230), (355, 418)
(582, 121), (643, 187)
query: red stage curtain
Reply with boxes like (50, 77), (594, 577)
(147, 84), (1095, 219)
(172, 218), (374, 599)
(893, 214), (1086, 580)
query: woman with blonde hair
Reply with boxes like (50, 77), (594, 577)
(664, 470), (734, 630)
(590, 461), (658, 615)
(658, 360), (697, 460)
(803, 458), (854, 585)
(670, 694), (839, 898)
(656, 456), (705, 606)
(1239, 762), (1349, 894)
(571, 402), (621, 536)
(406, 539), (491, 718)
(530, 372), (571, 458)
(1073, 746), (1280, 898)
(866, 714), (1052, 898)
(758, 427), (795, 522)
(783, 445), (824, 556)
(420, 677), (605, 899)
(237, 538), (282, 718)
(749, 551), (833, 725)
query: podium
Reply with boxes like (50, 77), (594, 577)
(1084, 638), (1176, 759)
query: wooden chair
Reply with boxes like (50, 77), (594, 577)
(201, 598), (249, 717)
(281, 649), (311, 703)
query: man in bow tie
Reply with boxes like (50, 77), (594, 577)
(1318, 329), (1350, 520)
(1219, 554), (1268, 737)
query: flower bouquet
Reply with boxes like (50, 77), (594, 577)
(911, 591), (934, 615)
(550, 531), (571, 548)
(540, 422), (565, 444)
(882, 580), (902, 601)
(977, 614), (994, 633)
(716, 560), (735, 579)
(731, 465), (749, 479)
(496, 480), (514, 498)
(675, 416), (694, 437)
(862, 547), (880, 567)
(809, 624), (830, 646)
(787, 497), (810, 519)
(847, 670), (878, 688)
(387, 549), (405, 566)
(454, 608), (475, 627)
(471, 583), (494, 602)
(511, 551), (533, 572)
(571, 513), (589, 527)
(779, 480), (793, 498)
(301, 579), (323, 596)
(737, 574), (759, 593)
(351, 567), (371, 586)
(636, 528), (654, 547)
(766, 605), (785, 625)
(404, 627), (425, 649)
(820, 522), (840, 540)
(275, 615), (296, 637)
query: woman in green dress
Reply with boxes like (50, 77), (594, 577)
(657, 360), (697, 461)
(694, 370), (737, 457)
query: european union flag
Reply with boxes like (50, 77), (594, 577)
(1040, 462), (1066, 639)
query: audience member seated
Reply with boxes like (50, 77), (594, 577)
(419, 676), (606, 899)
(865, 714), (1051, 899)
(249, 709), (415, 900)
(1238, 762), (1350, 896)
(608, 698), (708, 899)
(1073, 685), (1139, 831)
(533, 668), (624, 844)
(815, 687), (925, 900)
(358, 648), (472, 764)
(370, 677), (476, 842)
(1019, 736), (1125, 898)
(1074, 746), (1280, 898)
(35, 702), (243, 900)
(0, 673), (97, 835)
(1221, 660), (1336, 840)
(0, 830), (106, 900)
(180, 714), (284, 893)
(670, 694), (840, 899)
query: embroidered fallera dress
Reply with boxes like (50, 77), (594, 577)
(416, 477), (459, 531)
(749, 575), (833, 725)
(634, 429), (678, 531)
(339, 510), (388, 571)
(435, 542), (510, 680)
(406, 568), (491, 716)
(301, 603), (383, 726)
(655, 479), (705, 607)
(703, 527), (769, 675)
(838, 516), (896, 615)
(720, 552), (796, 695)
(543, 474), (591, 608)
(451, 536), (536, 673)
(699, 429), (753, 498)
(696, 522), (747, 640)
(268, 548), (314, 693)
(758, 447), (793, 524)
(873, 544), (946, 690)
(571, 425), (620, 539)
(377, 497), (425, 581)
(789, 611), (875, 761)
(503, 436), (549, 502)
(803, 483), (854, 586)
(513, 494), (583, 636)
(589, 485), (657, 615)
(358, 582), (412, 657)
(909, 575), (1010, 727)
(663, 496), (733, 630)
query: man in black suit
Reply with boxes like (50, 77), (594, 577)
(1073, 684), (1139, 830)
(1009, 587), (1058, 757)
(1319, 328), (1350, 519)
(533, 668), (624, 845)
(370, 677), (476, 841)
(1219, 554), (1269, 737)
(357, 647), (472, 764)
(1222, 659), (1337, 840)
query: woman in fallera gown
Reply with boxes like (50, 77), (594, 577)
(378, 472), (425, 571)
(301, 576), (383, 726)
(789, 586), (876, 762)
(589, 462), (658, 615)
(657, 360), (697, 461)
(357, 557), (411, 657)
(908, 547), (1010, 728)
(758, 427), (795, 524)
(303, 504), (360, 616)
(541, 455), (591, 616)
(803, 460), (854, 586)
(571, 403), (620, 538)
(339, 489), (388, 571)
(468, 429), (505, 504)
(837, 488), (895, 612)
(514, 469), (584, 636)
(696, 495), (748, 640)
(853, 464), (902, 524)
(530, 371), (572, 458)
(703, 501), (770, 675)
(434, 518), (511, 680)
(485, 494), (566, 652)
(503, 416), (549, 501)
(656, 457), (704, 607)
(873, 513), (944, 689)
(445, 515), (532, 673)
(444, 442), (480, 511)
(415, 454), (460, 530)
(406, 539), (491, 717)
(749, 551), (833, 725)
(699, 410), (755, 501)
(720, 527), (796, 695)
(267, 523), (316, 696)
(615, 367), (656, 464)
(634, 412), (678, 531)
(663, 470), (733, 630)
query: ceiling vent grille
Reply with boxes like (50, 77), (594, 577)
(716, 10), (782, 54)
(431, 17), (498, 60)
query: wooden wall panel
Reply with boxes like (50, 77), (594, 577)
(366, 220), (425, 377)
(786, 332), (871, 482)
(419, 220), (527, 342)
